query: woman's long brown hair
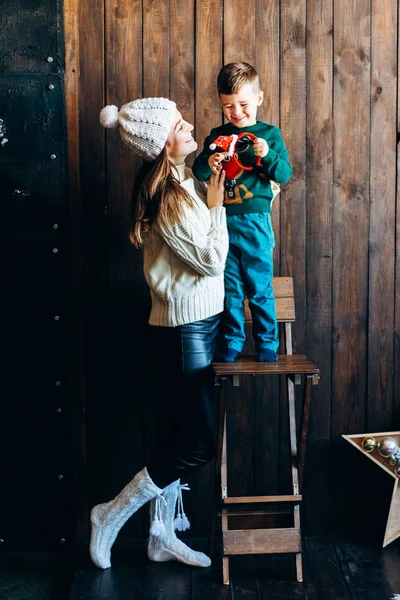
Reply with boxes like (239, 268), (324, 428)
(129, 148), (194, 248)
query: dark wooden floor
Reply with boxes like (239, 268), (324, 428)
(2, 536), (400, 599)
(0, 551), (74, 600)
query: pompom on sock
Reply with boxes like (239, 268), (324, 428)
(150, 517), (167, 539)
(150, 495), (167, 539)
(174, 484), (191, 532)
(148, 481), (210, 568)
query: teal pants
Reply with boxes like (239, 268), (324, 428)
(222, 212), (278, 353)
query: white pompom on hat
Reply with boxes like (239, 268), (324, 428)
(99, 97), (177, 161)
(100, 105), (119, 129)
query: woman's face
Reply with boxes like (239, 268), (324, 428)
(165, 110), (198, 164)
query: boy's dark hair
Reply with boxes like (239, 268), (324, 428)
(217, 62), (260, 95)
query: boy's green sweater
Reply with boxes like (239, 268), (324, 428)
(192, 121), (292, 216)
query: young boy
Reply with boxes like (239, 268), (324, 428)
(192, 62), (292, 362)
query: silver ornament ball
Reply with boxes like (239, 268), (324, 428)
(378, 437), (398, 458)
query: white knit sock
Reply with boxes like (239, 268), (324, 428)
(90, 466), (163, 569)
(147, 480), (211, 568)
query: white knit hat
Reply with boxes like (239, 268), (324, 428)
(99, 97), (177, 161)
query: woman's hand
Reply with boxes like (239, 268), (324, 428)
(207, 169), (226, 208)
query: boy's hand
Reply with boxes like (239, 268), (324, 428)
(253, 138), (269, 159)
(208, 152), (227, 174)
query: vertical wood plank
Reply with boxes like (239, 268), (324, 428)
(194, 0), (223, 536)
(254, 2), (281, 502)
(255, 0), (280, 273)
(170, 0), (195, 163)
(104, 0), (145, 538)
(223, 0), (256, 500)
(279, 0), (306, 497)
(368, 0), (397, 431)
(169, 0), (198, 531)
(227, 378), (255, 497)
(332, 0), (370, 434)
(224, 0), (256, 64)
(143, 0), (169, 97)
(195, 0), (223, 144)
(79, 0), (106, 538)
(64, 0), (87, 545)
(304, 0), (333, 532)
(254, 375), (280, 496)
(332, 1), (371, 426)
(64, 0), (80, 201)
(396, 1), (400, 426)
(255, 0), (280, 127)
(331, 0), (370, 529)
(280, 0), (307, 351)
(141, 0), (169, 534)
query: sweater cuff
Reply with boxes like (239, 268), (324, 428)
(261, 147), (278, 168)
(209, 206), (227, 228)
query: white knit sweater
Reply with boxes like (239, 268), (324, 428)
(143, 164), (228, 327)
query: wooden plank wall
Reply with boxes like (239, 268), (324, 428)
(72, 0), (399, 539)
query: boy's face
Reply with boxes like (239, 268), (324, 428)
(219, 83), (264, 128)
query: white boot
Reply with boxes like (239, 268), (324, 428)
(147, 480), (211, 568)
(90, 466), (163, 569)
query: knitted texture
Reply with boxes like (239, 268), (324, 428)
(99, 97), (176, 161)
(143, 166), (229, 327)
(90, 467), (162, 569)
(147, 480), (211, 568)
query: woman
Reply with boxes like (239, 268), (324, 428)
(90, 97), (228, 570)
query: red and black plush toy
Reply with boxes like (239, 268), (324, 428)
(209, 132), (262, 198)
(209, 132), (261, 179)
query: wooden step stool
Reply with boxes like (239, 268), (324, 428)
(212, 277), (319, 585)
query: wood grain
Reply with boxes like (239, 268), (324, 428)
(304, 0), (333, 533)
(224, 0), (256, 64)
(195, 0), (223, 160)
(143, 0), (169, 97)
(69, 0), (399, 543)
(368, 0), (396, 431)
(77, 0), (106, 542)
(279, 0), (306, 504)
(193, 0), (223, 536)
(214, 355), (319, 376)
(223, 528), (301, 555)
(255, 0), (280, 274)
(170, 0), (195, 164)
(64, 0), (87, 545)
(331, 0), (370, 530)
(396, 0), (400, 432)
(104, 0), (145, 538)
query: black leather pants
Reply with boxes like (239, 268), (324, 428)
(147, 313), (220, 489)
